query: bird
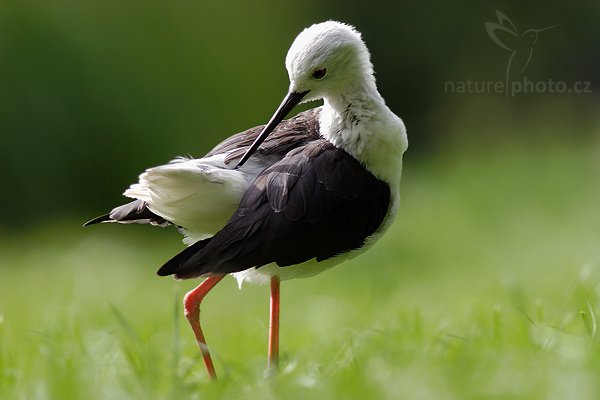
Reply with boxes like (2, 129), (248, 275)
(85, 20), (408, 380)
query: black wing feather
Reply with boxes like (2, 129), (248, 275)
(84, 200), (169, 227)
(157, 139), (391, 279)
(86, 109), (321, 228)
(206, 108), (321, 164)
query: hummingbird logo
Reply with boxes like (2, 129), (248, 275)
(485, 10), (560, 94)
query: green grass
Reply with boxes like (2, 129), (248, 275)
(1, 138), (600, 399)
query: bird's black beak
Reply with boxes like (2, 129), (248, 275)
(236, 90), (309, 168)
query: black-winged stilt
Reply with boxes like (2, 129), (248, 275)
(85, 20), (408, 380)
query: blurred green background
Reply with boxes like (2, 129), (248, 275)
(1, 0), (599, 399)
(1, 0), (597, 223)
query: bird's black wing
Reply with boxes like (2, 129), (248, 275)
(85, 108), (321, 227)
(157, 139), (391, 279)
(206, 108), (321, 164)
(83, 200), (169, 227)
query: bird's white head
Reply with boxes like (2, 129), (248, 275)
(235, 21), (383, 169)
(285, 21), (375, 103)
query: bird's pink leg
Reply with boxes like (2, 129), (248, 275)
(268, 275), (280, 372)
(183, 275), (224, 381)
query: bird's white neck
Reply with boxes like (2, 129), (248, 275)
(318, 81), (407, 185)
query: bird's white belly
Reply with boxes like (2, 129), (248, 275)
(230, 250), (357, 287)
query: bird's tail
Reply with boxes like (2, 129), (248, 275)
(122, 156), (248, 238)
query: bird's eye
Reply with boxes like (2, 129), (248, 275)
(311, 68), (327, 80)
